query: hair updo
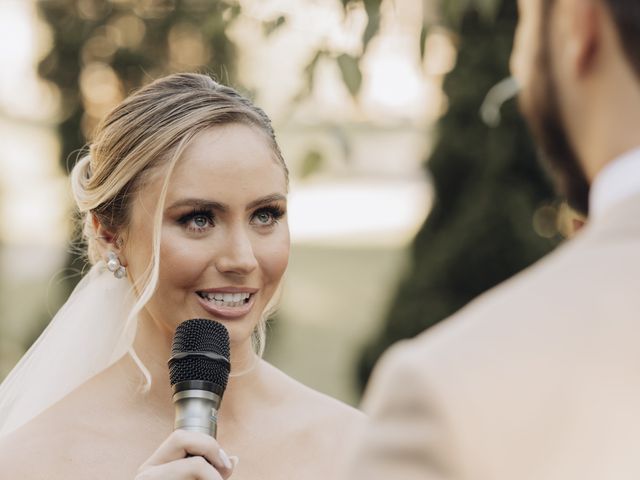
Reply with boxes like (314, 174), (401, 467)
(71, 73), (288, 264)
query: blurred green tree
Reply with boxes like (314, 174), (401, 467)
(38, 0), (243, 175)
(356, 1), (563, 388)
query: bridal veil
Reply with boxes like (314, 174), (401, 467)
(0, 262), (137, 437)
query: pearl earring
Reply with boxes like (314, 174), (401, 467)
(106, 251), (127, 279)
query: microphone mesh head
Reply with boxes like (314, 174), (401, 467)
(169, 319), (230, 394)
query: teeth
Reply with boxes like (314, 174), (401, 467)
(199, 291), (251, 307)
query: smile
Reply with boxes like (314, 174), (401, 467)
(195, 289), (258, 319)
(197, 291), (252, 307)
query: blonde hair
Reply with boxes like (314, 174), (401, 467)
(70, 73), (288, 369)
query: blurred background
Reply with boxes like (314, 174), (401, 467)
(0, 0), (571, 406)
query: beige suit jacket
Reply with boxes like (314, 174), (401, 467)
(349, 194), (640, 480)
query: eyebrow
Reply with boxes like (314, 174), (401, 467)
(167, 193), (286, 212)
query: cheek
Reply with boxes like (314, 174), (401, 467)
(122, 232), (153, 289)
(157, 234), (208, 288)
(256, 230), (290, 285)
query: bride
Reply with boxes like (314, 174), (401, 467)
(0, 73), (364, 479)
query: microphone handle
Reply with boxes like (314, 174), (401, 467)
(173, 389), (222, 438)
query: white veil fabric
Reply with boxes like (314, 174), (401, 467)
(0, 262), (137, 437)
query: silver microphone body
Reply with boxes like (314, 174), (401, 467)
(173, 387), (222, 437)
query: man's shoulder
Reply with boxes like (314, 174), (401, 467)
(359, 240), (592, 456)
(369, 232), (616, 389)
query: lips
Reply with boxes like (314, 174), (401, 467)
(196, 288), (258, 319)
(197, 291), (252, 307)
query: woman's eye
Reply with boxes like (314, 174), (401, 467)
(252, 206), (284, 226)
(192, 215), (209, 228)
(178, 210), (214, 232)
(255, 212), (273, 224)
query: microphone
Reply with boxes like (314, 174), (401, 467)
(168, 319), (231, 438)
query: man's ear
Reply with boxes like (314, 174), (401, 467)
(92, 214), (127, 266)
(572, 0), (601, 77)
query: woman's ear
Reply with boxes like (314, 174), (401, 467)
(92, 214), (127, 266)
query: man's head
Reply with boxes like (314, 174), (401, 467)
(511, 0), (640, 215)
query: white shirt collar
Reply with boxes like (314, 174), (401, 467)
(589, 147), (640, 221)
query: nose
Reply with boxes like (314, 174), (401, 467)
(215, 226), (258, 276)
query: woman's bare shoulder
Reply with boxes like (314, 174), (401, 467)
(261, 360), (366, 427)
(297, 381), (366, 427)
(0, 410), (80, 479)
(257, 361), (367, 476)
(0, 370), (140, 479)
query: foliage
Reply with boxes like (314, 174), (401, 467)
(332, 0), (503, 98)
(440, 0), (502, 26)
(38, 0), (242, 175)
(357, 1), (562, 389)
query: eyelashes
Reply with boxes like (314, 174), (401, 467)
(252, 205), (286, 225)
(176, 204), (286, 233)
(177, 208), (214, 232)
